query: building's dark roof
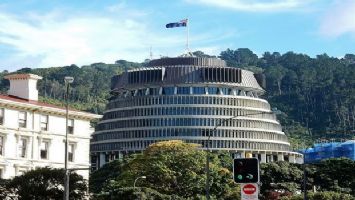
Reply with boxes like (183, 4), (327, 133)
(147, 57), (226, 67)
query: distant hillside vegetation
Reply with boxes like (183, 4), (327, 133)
(0, 50), (354, 147)
(0, 60), (142, 114)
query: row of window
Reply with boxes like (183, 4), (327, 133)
(120, 87), (254, 97)
(0, 108), (74, 133)
(107, 96), (269, 110)
(103, 107), (275, 121)
(0, 135), (75, 161)
(124, 66), (242, 85)
(96, 118), (282, 132)
(91, 140), (290, 152)
(92, 128), (288, 142)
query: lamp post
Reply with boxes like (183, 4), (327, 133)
(205, 109), (277, 200)
(64, 76), (74, 200)
(134, 176), (147, 190)
(302, 146), (311, 200)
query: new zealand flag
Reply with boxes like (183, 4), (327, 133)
(166, 19), (188, 28)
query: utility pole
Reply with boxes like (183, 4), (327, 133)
(64, 76), (74, 200)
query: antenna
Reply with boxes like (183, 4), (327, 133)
(150, 46), (153, 60)
(186, 18), (190, 54)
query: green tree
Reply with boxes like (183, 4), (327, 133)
(312, 158), (355, 195)
(264, 65), (288, 95)
(192, 51), (216, 58)
(95, 186), (184, 200)
(281, 191), (354, 200)
(260, 161), (303, 199)
(4, 167), (87, 200)
(99, 140), (240, 199)
(220, 48), (258, 67)
(90, 159), (128, 193)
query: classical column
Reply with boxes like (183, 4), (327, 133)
(99, 153), (106, 168)
(277, 153), (284, 161)
(260, 152), (267, 163)
(240, 151), (246, 158)
(289, 154), (296, 163)
(270, 154), (274, 162)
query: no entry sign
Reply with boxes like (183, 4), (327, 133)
(241, 183), (258, 200)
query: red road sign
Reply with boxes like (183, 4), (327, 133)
(242, 184), (257, 195)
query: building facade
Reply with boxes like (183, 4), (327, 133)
(0, 74), (101, 179)
(91, 57), (302, 169)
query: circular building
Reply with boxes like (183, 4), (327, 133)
(90, 57), (302, 170)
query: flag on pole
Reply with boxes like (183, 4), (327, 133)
(166, 19), (188, 28)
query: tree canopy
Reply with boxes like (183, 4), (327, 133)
(92, 140), (240, 199)
(1, 167), (87, 200)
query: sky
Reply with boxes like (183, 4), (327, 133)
(0, 0), (354, 71)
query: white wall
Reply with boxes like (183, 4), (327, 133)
(0, 106), (94, 180)
(8, 78), (39, 101)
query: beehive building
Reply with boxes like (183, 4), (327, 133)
(90, 57), (302, 169)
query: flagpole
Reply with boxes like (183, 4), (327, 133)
(186, 18), (189, 53)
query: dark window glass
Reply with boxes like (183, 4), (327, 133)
(228, 88), (233, 95)
(137, 89), (145, 96)
(207, 87), (218, 95)
(148, 88), (159, 95)
(177, 87), (190, 95)
(193, 87), (205, 94)
(162, 87), (175, 95)
(220, 88), (229, 95)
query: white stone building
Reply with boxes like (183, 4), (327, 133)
(0, 74), (101, 179)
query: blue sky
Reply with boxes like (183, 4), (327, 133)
(0, 0), (354, 70)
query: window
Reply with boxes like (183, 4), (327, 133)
(137, 89), (145, 96)
(162, 87), (175, 95)
(192, 87), (205, 95)
(177, 87), (190, 95)
(148, 88), (159, 95)
(207, 87), (218, 95)
(18, 138), (27, 158)
(40, 141), (49, 159)
(67, 119), (74, 134)
(40, 115), (48, 131)
(19, 111), (27, 128)
(68, 144), (75, 162)
(0, 108), (4, 125)
(0, 136), (3, 156)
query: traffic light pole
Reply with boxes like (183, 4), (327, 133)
(205, 110), (273, 200)
(303, 162), (307, 200)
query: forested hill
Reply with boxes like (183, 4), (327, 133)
(0, 49), (354, 146)
(0, 60), (142, 114)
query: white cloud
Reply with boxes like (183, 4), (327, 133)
(0, 6), (220, 69)
(0, 12), (148, 68)
(184, 0), (313, 12)
(0, 2), (239, 70)
(319, 0), (355, 38)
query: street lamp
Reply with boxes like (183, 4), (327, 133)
(205, 109), (277, 200)
(64, 76), (74, 200)
(134, 176), (147, 190)
(302, 146), (312, 200)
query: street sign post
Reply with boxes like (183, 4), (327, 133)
(241, 183), (258, 200)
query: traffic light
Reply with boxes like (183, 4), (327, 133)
(233, 158), (259, 183)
